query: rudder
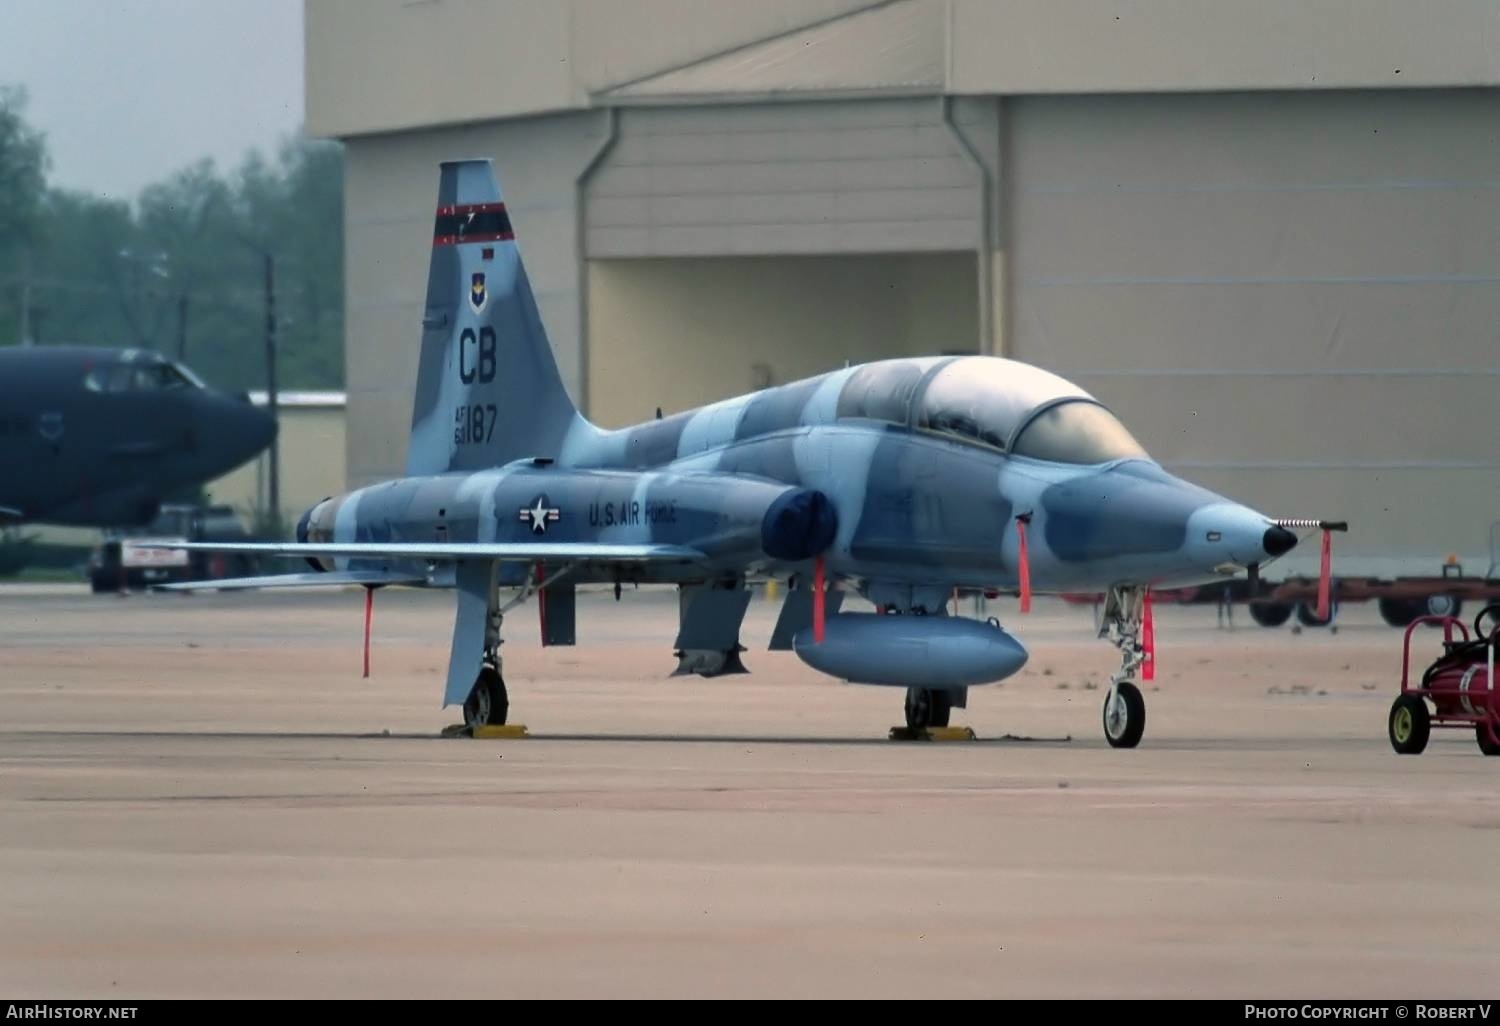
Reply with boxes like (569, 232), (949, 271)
(407, 160), (579, 476)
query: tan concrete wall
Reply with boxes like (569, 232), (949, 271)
(208, 406), (346, 525)
(950, 0), (1500, 96)
(1007, 90), (1500, 574)
(305, 0), (874, 138)
(585, 99), (985, 258)
(585, 253), (976, 428)
(306, 0), (1500, 141)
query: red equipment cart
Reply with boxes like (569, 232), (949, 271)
(1389, 604), (1500, 756)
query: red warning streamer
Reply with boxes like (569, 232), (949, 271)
(1316, 528), (1333, 622)
(536, 561), (548, 644)
(362, 586), (373, 679)
(813, 554), (826, 644)
(1016, 517), (1032, 613)
(1141, 589), (1155, 682)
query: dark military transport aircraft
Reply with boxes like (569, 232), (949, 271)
(151, 160), (1319, 748)
(0, 346), (275, 527)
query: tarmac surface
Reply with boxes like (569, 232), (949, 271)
(2, 584), (1498, 998)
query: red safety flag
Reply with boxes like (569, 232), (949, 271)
(362, 586), (374, 679)
(1316, 528), (1333, 622)
(1016, 517), (1032, 613)
(1141, 589), (1155, 682)
(536, 561), (548, 643)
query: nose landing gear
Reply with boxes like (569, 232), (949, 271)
(1099, 585), (1148, 748)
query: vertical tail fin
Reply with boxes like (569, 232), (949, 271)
(407, 159), (579, 476)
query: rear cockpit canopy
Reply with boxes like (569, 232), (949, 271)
(836, 356), (1148, 465)
(83, 352), (203, 394)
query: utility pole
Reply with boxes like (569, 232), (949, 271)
(263, 253), (281, 536)
(176, 293), (189, 362)
(18, 250), (33, 346)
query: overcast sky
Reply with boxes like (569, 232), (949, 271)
(0, 0), (304, 201)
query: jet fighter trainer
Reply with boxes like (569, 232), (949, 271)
(152, 159), (1307, 748)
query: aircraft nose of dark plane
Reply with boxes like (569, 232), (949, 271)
(1262, 524), (1298, 558)
(201, 394), (277, 471)
(240, 403), (278, 463)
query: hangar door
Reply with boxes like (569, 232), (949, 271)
(583, 99), (985, 428)
(1009, 91), (1500, 572)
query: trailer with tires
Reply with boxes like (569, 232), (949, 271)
(1063, 550), (1500, 631)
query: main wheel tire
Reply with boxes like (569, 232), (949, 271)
(904, 688), (952, 731)
(1296, 600), (1338, 628)
(1477, 724), (1500, 756)
(1248, 602), (1293, 628)
(1378, 597), (1419, 628)
(1102, 681), (1146, 749)
(1424, 594), (1462, 620)
(463, 665), (509, 728)
(1388, 694), (1430, 755)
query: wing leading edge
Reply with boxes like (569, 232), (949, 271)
(135, 540), (707, 563)
(153, 569), (427, 592)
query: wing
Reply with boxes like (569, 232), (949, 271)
(132, 540), (707, 563)
(153, 569), (427, 592)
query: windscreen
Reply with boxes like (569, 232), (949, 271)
(1011, 400), (1149, 465)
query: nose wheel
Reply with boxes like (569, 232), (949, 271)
(1103, 680), (1145, 748)
(1099, 585), (1149, 748)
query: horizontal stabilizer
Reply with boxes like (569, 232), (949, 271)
(153, 570), (426, 592)
(135, 540), (706, 564)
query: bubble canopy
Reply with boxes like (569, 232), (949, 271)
(835, 356), (1149, 465)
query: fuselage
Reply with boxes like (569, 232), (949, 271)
(304, 355), (1293, 597)
(0, 346), (277, 526)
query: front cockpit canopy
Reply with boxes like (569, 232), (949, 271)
(84, 353), (204, 394)
(838, 356), (1148, 465)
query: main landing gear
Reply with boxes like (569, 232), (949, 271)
(464, 663), (509, 728)
(463, 573), (510, 729)
(904, 687), (953, 731)
(458, 561), (572, 731)
(866, 586), (970, 733)
(1099, 585), (1148, 748)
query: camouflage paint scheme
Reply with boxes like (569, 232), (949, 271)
(154, 160), (1298, 743)
(309, 161), (1287, 599)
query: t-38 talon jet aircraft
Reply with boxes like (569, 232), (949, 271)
(148, 159), (1312, 748)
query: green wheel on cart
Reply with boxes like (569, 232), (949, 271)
(1388, 694), (1430, 755)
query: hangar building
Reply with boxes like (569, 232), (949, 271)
(305, 0), (1500, 575)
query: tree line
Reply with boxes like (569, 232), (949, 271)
(0, 87), (343, 391)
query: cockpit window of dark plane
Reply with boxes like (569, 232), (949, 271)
(84, 361), (198, 393)
(133, 364), (194, 390)
(1011, 399), (1148, 465)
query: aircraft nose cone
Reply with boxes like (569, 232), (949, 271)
(1262, 525), (1297, 558)
(200, 396), (277, 471)
(248, 405), (277, 455)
